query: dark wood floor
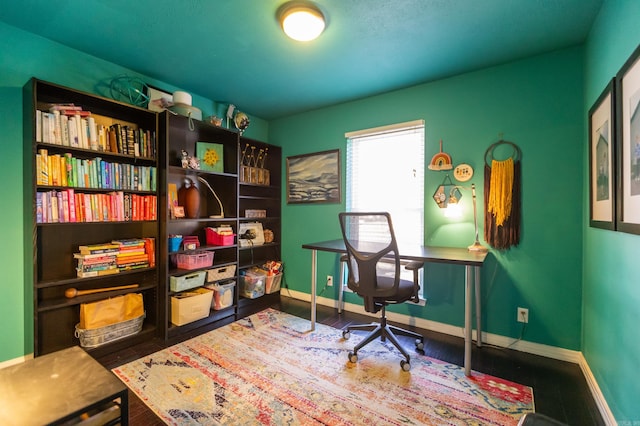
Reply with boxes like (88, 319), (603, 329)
(95, 296), (605, 425)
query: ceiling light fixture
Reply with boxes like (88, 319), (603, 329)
(279, 2), (326, 42)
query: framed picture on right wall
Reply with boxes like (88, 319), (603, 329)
(616, 43), (640, 234)
(589, 78), (616, 230)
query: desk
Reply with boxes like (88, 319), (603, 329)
(302, 239), (487, 376)
(0, 346), (128, 425)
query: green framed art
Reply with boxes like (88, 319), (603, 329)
(197, 142), (224, 173)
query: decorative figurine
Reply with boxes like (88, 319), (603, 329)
(181, 150), (189, 168)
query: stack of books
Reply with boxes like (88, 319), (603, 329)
(74, 243), (120, 278)
(113, 238), (153, 271)
(74, 238), (155, 278)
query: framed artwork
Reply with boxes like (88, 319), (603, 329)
(588, 78), (616, 230)
(286, 149), (341, 204)
(145, 85), (172, 112)
(196, 142), (224, 173)
(616, 44), (640, 234)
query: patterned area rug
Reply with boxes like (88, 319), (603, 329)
(113, 309), (534, 425)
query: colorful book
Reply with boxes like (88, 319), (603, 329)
(77, 268), (119, 278)
(144, 237), (156, 267)
(78, 243), (120, 255)
(67, 189), (76, 222)
(36, 192), (43, 223)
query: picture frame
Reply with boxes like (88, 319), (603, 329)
(286, 149), (341, 204)
(588, 78), (616, 230)
(196, 142), (224, 173)
(616, 43), (640, 234)
(145, 85), (172, 112)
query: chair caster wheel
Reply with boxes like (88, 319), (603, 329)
(348, 352), (358, 363)
(342, 330), (351, 340)
(415, 340), (424, 351)
(401, 360), (411, 371)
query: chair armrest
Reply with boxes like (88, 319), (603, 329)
(404, 261), (424, 271)
(404, 261), (423, 303)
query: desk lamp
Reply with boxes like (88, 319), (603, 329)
(196, 176), (224, 218)
(433, 180), (488, 253)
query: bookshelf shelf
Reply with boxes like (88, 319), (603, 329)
(24, 78), (160, 357)
(37, 282), (157, 312)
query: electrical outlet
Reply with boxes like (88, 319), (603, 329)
(326, 275), (333, 287)
(517, 307), (529, 323)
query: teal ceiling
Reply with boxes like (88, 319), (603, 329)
(1, 0), (602, 119)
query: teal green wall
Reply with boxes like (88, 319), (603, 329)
(0, 22), (268, 362)
(583, 0), (640, 421)
(270, 47), (585, 349)
(0, 87), (28, 360)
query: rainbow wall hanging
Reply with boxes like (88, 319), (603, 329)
(428, 139), (453, 170)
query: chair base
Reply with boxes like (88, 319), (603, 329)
(343, 306), (424, 364)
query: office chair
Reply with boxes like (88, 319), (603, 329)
(338, 212), (425, 371)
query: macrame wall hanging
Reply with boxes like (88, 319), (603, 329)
(483, 139), (522, 250)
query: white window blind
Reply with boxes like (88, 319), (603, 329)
(345, 120), (425, 247)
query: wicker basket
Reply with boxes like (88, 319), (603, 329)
(75, 312), (145, 349)
(207, 264), (237, 282)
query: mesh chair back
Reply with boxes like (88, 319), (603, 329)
(338, 212), (402, 302)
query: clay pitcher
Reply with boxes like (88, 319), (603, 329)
(178, 178), (200, 218)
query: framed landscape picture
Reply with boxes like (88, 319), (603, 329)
(588, 78), (616, 230)
(286, 149), (340, 204)
(616, 44), (640, 234)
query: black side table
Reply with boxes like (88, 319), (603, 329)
(0, 346), (128, 425)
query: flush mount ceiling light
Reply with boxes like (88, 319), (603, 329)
(279, 2), (326, 42)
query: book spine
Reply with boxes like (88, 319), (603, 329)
(123, 193), (131, 221)
(36, 192), (43, 223)
(50, 191), (59, 223)
(102, 193), (110, 221)
(59, 155), (68, 187)
(83, 193), (92, 222)
(78, 244), (120, 253)
(38, 149), (48, 185)
(75, 193), (83, 222)
(88, 116), (98, 150)
(61, 115), (70, 146)
(67, 189), (76, 222)
(36, 110), (42, 143)
(41, 192), (49, 223)
(71, 157), (78, 188)
(117, 191), (124, 221)
(144, 237), (156, 267)
(64, 153), (74, 187)
(52, 110), (62, 145)
(98, 124), (107, 152)
(61, 190), (70, 223)
(56, 191), (64, 222)
(76, 269), (120, 278)
(94, 157), (102, 188)
(67, 115), (78, 148)
(80, 117), (89, 149)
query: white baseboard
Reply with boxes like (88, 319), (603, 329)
(578, 353), (617, 426)
(282, 289), (615, 424)
(0, 353), (33, 369)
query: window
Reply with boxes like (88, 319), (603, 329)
(345, 120), (425, 300)
(345, 120), (425, 244)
